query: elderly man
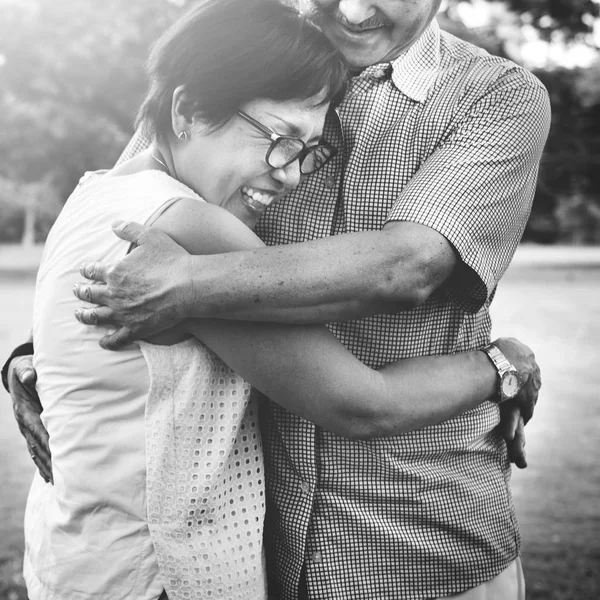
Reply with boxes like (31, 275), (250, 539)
(5, 0), (548, 598)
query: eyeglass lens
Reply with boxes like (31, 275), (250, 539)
(269, 138), (334, 174)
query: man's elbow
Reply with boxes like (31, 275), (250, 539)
(372, 224), (457, 311)
(374, 254), (444, 311)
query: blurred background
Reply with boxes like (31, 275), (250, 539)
(0, 0), (599, 599)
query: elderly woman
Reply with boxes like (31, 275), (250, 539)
(14, 0), (537, 599)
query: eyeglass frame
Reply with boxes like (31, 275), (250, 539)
(237, 110), (337, 175)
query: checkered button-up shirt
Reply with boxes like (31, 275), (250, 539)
(118, 20), (550, 600)
(255, 21), (550, 600)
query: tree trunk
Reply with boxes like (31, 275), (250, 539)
(21, 192), (36, 247)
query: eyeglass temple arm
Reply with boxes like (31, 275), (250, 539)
(237, 110), (279, 141)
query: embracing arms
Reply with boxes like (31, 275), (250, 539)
(187, 316), (535, 440)
(3, 207), (539, 482)
(80, 200), (540, 441)
(72, 220), (455, 347)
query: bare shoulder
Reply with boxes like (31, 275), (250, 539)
(152, 197), (264, 256)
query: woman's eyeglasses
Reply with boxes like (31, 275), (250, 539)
(237, 110), (337, 175)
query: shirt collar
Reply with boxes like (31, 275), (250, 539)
(388, 19), (441, 103)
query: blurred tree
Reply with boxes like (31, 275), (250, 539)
(0, 0), (192, 242)
(441, 0), (600, 243)
(501, 0), (599, 40)
(0, 0), (599, 243)
(443, 0), (599, 40)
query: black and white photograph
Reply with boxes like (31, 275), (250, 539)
(0, 1), (598, 599)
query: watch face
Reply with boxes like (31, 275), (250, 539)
(501, 372), (520, 398)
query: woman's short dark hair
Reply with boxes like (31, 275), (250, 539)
(137, 0), (348, 141)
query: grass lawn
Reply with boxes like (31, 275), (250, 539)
(492, 263), (600, 600)
(0, 246), (598, 599)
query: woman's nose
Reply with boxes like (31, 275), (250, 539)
(337, 0), (376, 24)
(272, 160), (302, 191)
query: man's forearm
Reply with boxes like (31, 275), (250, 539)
(183, 223), (456, 323)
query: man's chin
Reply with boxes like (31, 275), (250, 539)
(338, 46), (383, 73)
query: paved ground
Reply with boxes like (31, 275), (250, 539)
(0, 245), (598, 599)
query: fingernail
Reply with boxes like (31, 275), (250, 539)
(75, 309), (81, 320)
(23, 369), (34, 380)
(73, 283), (79, 294)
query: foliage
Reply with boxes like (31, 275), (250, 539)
(0, 0), (599, 243)
(531, 63), (600, 243)
(0, 0), (189, 200)
(500, 0), (599, 39)
(442, 0), (600, 243)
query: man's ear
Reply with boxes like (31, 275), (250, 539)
(170, 85), (194, 138)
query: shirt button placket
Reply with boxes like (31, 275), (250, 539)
(323, 175), (336, 189)
(299, 481), (311, 496)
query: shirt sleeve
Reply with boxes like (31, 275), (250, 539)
(115, 127), (152, 166)
(385, 68), (551, 312)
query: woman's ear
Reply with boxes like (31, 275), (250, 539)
(171, 85), (194, 139)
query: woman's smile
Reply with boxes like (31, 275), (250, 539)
(240, 185), (280, 208)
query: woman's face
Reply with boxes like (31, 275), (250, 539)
(171, 95), (330, 222)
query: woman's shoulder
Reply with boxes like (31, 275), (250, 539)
(82, 168), (205, 203)
(151, 194), (264, 257)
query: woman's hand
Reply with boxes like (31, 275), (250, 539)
(73, 221), (192, 350)
(7, 356), (53, 483)
(492, 337), (542, 469)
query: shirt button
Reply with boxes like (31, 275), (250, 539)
(311, 551), (323, 564)
(299, 481), (311, 496)
(372, 64), (391, 80)
(323, 176), (336, 189)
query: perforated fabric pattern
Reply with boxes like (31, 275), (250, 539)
(140, 339), (267, 600)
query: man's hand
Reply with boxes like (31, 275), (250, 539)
(492, 337), (542, 469)
(73, 221), (190, 350)
(7, 356), (53, 483)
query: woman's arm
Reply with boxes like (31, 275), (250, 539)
(186, 317), (501, 439)
(147, 197), (533, 440)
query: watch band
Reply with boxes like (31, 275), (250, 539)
(482, 343), (512, 374)
(1, 342), (34, 393)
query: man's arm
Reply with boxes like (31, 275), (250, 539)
(73, 220), (456, 345)
(184, 220), (457, 321)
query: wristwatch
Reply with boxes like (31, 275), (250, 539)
(481, 343), (522, 403)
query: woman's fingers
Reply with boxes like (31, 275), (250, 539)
(498, 403), (527, 469)
(507, 417), (527, 469)
(498, 402), (520, 441)
(75, 306), (117, 326)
